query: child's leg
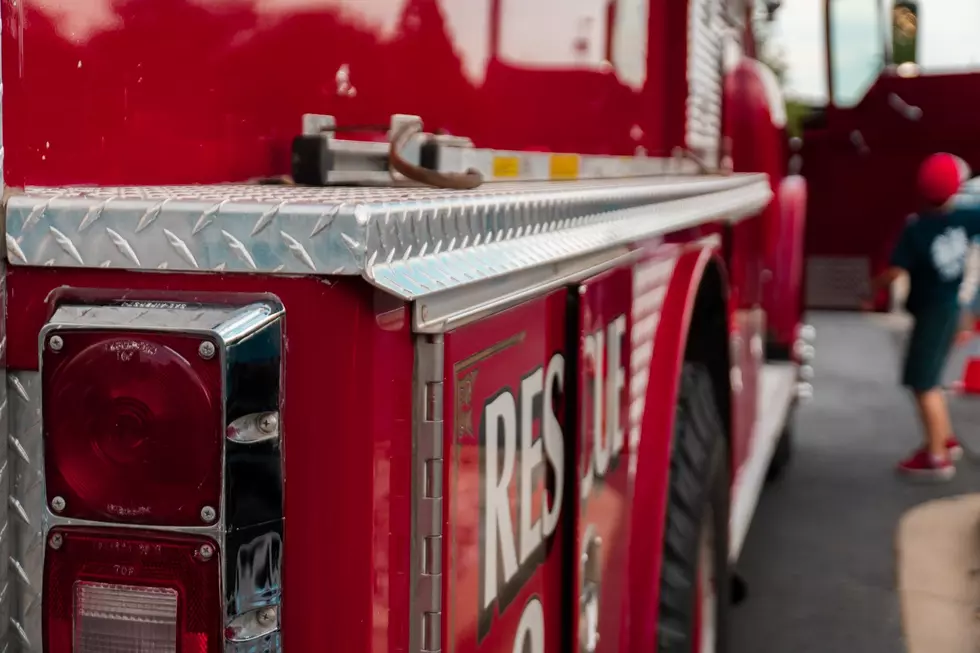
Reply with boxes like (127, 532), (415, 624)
(912, 388), (953, 458)
(897, 311), (959, 479)
(899, 387), (955, 479)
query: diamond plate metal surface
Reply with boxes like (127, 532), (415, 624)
(0, 273), (9, 653)
(6, 372), (42, 653)
(392, 181), (770, 307)
(0, 20), (12, 645)
(6, 175), (768, 295)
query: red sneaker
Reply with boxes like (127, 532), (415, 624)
(947, 436), (964, 461)
(897, 450), (955, 481)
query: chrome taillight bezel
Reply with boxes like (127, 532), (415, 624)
(34, 298), (285, 651)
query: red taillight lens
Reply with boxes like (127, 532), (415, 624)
(43, 332), (222, 526)
(44, 528), (221, 653)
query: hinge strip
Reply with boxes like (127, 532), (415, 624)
(412, 335), (445, 653)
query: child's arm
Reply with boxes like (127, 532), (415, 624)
(954, 244), (980, 344)
(860, 266), (906, 310)
(959, 241), (980, 306)
(952, 195), (980, 237)
(956, 306), (976, 345)
(862, 220), (914, 309)
(870, 266), (906, 294)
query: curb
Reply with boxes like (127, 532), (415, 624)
(897, 494), (980, 653)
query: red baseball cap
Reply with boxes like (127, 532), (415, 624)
(918, 152), (970, 206)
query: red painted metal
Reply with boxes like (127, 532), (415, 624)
(575, 266), (633, 653)
(442, 290), (568, 653)
(7, 269), (416, 653)
(0, 0), (687, 187)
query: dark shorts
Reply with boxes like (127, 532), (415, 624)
(902, 308), (960, 392)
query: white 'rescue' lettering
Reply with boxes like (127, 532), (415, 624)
(582, 314), (629, 498)
(519, 369), (544, 564)
(512, 597), (546, 653)
(484, 391), (519, 611)
(542, 354), (565, 536)
(480, 353), (566, 634)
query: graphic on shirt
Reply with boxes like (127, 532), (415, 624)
(931, 226), (969, 280)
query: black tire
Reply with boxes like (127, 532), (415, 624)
(765, 409), (795, 484)
(657, 363), (731, 653)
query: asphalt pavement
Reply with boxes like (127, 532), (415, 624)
(730, 311), (980, 653)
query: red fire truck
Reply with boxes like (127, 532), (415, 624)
(0, 0), (811, 652)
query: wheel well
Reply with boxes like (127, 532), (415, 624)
(683, 260), (733, 444)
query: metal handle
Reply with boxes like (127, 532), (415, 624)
(850, 129), (870, 155)
(888, 92), (923, 121)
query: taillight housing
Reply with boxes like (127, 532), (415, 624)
(36, 299), (286, 652)
(42, 332), (223, 526)
(43, 527), (221, 653)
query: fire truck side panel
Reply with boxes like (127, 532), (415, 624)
(437, 233), (741, 653)
(0, 0), (695, 187)
(4, 269), (416, 653)
(442, 290), (569, 653)
(626, 240), (731, 653)
(575, 265), (634, 653)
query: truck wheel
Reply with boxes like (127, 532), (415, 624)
(657, 363), (731, 653)
(765, 413), (795, 483)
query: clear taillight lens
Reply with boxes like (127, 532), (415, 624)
(74, 582), (179, 652)
(42, 331), (223, 526)
(44, 528), (221, 653)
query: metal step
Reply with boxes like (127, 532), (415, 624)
(5, 173), (771, 305)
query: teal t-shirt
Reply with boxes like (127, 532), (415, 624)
(890, 207), (980, 316)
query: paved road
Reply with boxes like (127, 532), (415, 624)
(730, 312), (980, 653)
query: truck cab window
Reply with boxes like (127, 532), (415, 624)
(829, 0), (887, 107)
(609, 0), (649, 90)
(761, 0), (829, 134)
(904, 0), (980, 73)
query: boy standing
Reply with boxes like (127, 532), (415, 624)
(867, 152), (978, 481)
